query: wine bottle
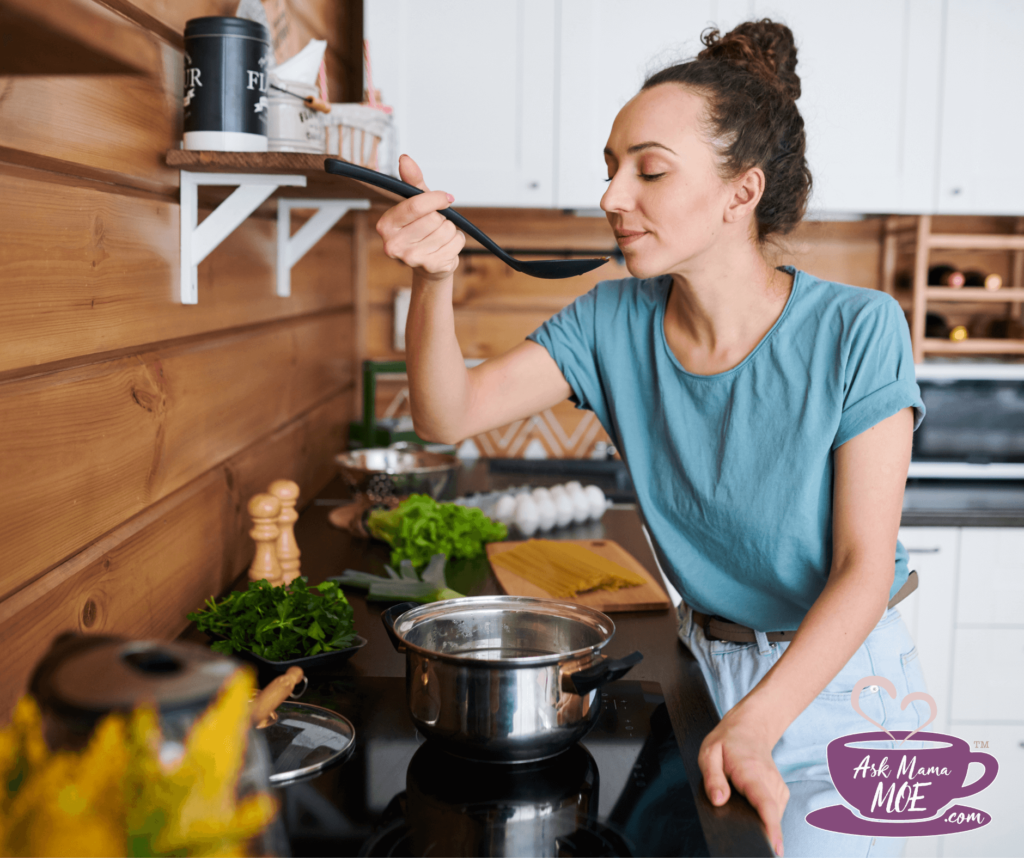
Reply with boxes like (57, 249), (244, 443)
(987, 318), (1024, 338)
(962, 270), (1003, 291)
(928, 264), (966, 288)
(925, 312), (949, 339)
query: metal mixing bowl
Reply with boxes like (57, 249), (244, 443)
(335, 443), (459, 504)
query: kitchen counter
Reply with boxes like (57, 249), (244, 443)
(483, 458), (1024, 527)
(261, 473), (774, 857)
(899, 479), (1024, 527)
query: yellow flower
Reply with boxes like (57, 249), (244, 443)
(0, 666), (277, 857)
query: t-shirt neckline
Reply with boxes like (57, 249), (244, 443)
(657, 266), (801, 380)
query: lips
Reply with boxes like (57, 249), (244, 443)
(614, 230), (646, 246)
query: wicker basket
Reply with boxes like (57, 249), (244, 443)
(322, 103), (395, 173)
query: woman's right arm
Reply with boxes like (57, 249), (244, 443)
(376, 156), (572, 444)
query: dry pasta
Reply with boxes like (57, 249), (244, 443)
(494, 540), (647, 598)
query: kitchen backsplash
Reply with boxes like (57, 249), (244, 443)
(374, 379), (612, 459)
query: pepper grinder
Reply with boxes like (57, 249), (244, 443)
(268, 479), (301, 585)
(248, 493), (282, 585)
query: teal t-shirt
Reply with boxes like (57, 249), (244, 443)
(528, 267), (925, 631)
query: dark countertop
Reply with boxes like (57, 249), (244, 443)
(900, 479), (1024, 527)
(281, 472), (773, 858)
(484, 457), (1024, 527)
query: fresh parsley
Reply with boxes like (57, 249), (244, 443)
(365, 494), (507, 570)
(187, 578), (357, 661)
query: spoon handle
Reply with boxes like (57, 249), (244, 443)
(324, 159), (518, 268)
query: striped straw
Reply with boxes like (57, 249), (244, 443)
(318, 59), (329, 104)
(363, 39), (392, 114)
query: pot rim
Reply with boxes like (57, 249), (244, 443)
(334, 446), (458, 477)
(388, 595), (616, 667)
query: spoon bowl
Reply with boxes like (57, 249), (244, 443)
(324, 159), (610, 279)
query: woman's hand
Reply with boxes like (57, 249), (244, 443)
(375, 154), (466, 283)
(699, 707), (789, 856)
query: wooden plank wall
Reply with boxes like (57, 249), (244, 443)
(0, 0), (364, 718)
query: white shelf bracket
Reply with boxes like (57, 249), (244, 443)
(276, 198), (371, 297)
(179, 170), (307, 304)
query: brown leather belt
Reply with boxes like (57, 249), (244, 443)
(690, 570), (919, 644)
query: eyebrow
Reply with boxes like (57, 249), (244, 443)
(603, 141), (678, 157)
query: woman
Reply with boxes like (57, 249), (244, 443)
(375, 19), (927, 858)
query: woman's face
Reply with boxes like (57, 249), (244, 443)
(601, 84), (739, 279)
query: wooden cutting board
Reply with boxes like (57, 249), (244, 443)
(486, 538), (672, 612)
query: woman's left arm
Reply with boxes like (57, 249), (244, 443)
(698, 406), (915, 856)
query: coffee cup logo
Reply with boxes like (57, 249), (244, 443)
(806, 676), (998, 837)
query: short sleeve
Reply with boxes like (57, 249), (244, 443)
(833, 296), (925, 449)
(526, 285), (612, 429)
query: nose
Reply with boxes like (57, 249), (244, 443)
(600, 172), (634, 215)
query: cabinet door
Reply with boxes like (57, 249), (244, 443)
(898, 527), (961, 735)
(937, 0), (1024, 215)
(365, 0), (556, 206)
(752, 0), (943, 215)
(956, 529), (1024, 626)
(939, 724), (1024, 858)
(556, 0), (717, 210)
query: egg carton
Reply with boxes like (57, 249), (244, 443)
(453, 482), (610, 538)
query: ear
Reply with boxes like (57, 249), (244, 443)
(723, 166), (765, 224)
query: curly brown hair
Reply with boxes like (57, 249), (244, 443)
(643, 19), (812, 242)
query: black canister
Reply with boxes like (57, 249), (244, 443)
(183, 17), (272, 152)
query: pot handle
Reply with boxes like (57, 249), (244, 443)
(562, 650), (643, 695)
(381, 601), (419, 653)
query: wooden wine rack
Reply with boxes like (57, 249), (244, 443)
(881, 215), (1024, 362)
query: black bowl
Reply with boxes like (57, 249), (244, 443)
(219, 635), (368, 679)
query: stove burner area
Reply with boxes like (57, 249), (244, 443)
(282, 678), (707, 857)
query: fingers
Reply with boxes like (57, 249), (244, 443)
(399, 153), (429, 191)
(376, 154), (463, 279)
(733, 775), (788, 856)
(699, 739), (732, 807)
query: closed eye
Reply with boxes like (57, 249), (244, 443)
(603, 172), (666, 182)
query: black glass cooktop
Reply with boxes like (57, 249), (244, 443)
(280, 677), (708, 857)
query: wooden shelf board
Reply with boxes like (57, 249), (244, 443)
(166, 151), (398, 205)
(925, 288), (1024, 303)
(928, 233), (1024, 251)
(923, 338), (1024, 355)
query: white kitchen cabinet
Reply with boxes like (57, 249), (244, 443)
(937, 724), (1024, 858)
(956, 529), (1024, 626)
(364, 0), (557, 206)
(555, 0), (718, 210)
(950, 628), (1024, 723)
(899, 527), (961, 736)
(556, 0), (944, 214)
(936, 0), (1024, 216)
(750, 0), (943, 215)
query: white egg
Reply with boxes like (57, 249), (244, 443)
(584, 485), (607, 520)
(553, 492), (575, 528)
(568, 486), (590, 524)
(535, 495), (558, 531)
(514, 498), (540, 537)
(515, 493), (536, 511)
(493, 494), (517, 525)
(549, 484), (568, 500)
(531, 486), (552, 503)
(565, 481), (583, 494)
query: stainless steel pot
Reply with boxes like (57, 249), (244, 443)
(382, 596), (642, 762)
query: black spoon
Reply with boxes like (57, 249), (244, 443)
(324, 159), (610, 280)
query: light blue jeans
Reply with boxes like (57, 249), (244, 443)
(678, 603), (930, 858)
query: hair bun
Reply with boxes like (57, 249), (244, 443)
(698, 19), (800, 100)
